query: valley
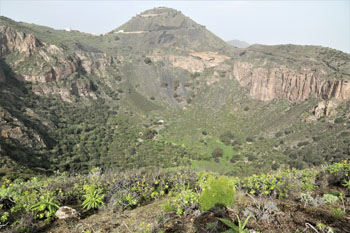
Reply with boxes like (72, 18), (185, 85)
(0, 7), (349, 233)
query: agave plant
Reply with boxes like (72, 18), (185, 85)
(31, 194), (60, 220)
(82, 184), (105, 210)
(218, 215), (251, 233)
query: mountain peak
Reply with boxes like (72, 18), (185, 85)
(109, 7), (231, 52)
(112, 7), (199, 33)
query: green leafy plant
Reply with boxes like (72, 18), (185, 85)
(199, 175), (235, 211)
(116, 193), (138, 209)
(342, 179), (350, 194)
(218, 215), (251, 233)
(162, 185), (198, 216)
(31, 194), (60, 221)
(330, 207), (345, 219)
(300, 192), (313, 207)
(316, 223), (334, 233)
(322, 194), (338, 204)
(82, 184), (105, 210)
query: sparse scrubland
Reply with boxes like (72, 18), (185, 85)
(0, 161), (349, 232)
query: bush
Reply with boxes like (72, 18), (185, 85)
(143, 129), (157, 140)
(163, 185), (199, 216)
(289, 160), (304, 169)
(199, 176), (235, 211)
(247, 154), (256, 162)
(144, 57), (152, 64)
(191, 72), (200, 78)
(246, 137), (253, 143)
(284, 129), (293, 135)
(297, 141), (309, 147)
(219, 131), (235, 145)
(212, 148), (224, 158)
(339, 132), (350, 137)
(275, 132), (283, 138)
(334, 118), (344, 124)
(271, 163), (280, 170)
(82, 184), (105, 210)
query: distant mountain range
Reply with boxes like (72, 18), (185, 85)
(227, 39), (250, 48)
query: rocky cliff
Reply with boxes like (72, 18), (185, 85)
(0, 26), (42, 57)
(233, 61), (350, 102)
(0, 25), (117, 101)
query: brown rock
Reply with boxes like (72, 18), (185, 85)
(313, 100), (339, 119)
(1, 129), (8, 138)
(55, 206), (80, 220)
(0, 26), (42, 57)
(233, 62), (350, 102)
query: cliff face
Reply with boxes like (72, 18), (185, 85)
(0, 25), (116, 101)
(233, 62), (350, 102)
(0, 26), (42, 57)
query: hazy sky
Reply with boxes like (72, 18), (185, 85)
(0, 1), (349, 53)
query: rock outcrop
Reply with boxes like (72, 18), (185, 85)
(55, 206), (80, 220)
(233, 62), (350, 102)
(0, 26), (42, 57)
(0, 25), (117, 101)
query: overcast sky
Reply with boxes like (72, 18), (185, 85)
(0, 1), (349, 53)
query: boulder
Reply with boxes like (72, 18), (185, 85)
(55, 206), (80, 220)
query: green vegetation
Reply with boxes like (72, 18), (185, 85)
(198, 175), (235, 211)
(0, 7), (350, 233)
(219, 215), (251, 233)
(81, 184), (105, 210)
(0, 160), (349, 232)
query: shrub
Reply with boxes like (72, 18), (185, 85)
(297, 141), (309, 147)
(275, 132), (283, 138)
(244, 107), (249, 111)
(82, 184), (104, 210)
(199, 176), (235, 211)
(246, 137), (253, 143)
(247, 154), (256, 162)
(191, 72), (200, 78)
(339, 131), (350, 137)
(144, 57), (152, 64)
(334, 118), (344, 124)
(212, 148), (224, 158)
(284, 129), (293, 135)
(289, 160), (304, 169)
(163, 185), (199, 216)
(271, 163), (280, 170)
(219, 131), (234, 145)
(322, 194), (338, 204)
(143, 129), (157, 140)
(330, 207), (345, 219)
(31, 193), (60, 221)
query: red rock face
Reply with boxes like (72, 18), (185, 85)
(233, 62), (350, 102)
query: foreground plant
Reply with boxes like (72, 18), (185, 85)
(199, 175), (235, 211)
(82, 184), (105, 210)
(218, 215), (251, 233)
(162, 185), (198, 216)
(31, 194), (60, 221)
